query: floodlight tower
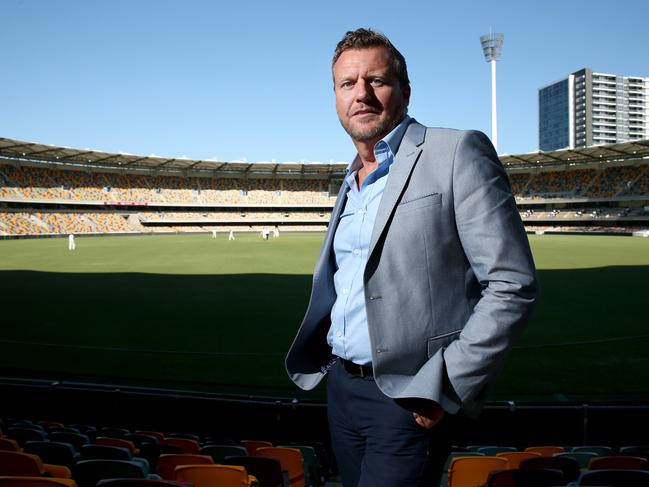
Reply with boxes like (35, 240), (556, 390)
(480, 32), (504, 151)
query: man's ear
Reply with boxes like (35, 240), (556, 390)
(402, 84), (411, 106)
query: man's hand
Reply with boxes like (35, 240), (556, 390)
(396, 398), (446, 429)
(412, 403), (445, 429)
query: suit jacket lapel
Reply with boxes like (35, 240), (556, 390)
(368, 121), (426, 257)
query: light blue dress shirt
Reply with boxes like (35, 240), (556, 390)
(328, 116), (412, 365)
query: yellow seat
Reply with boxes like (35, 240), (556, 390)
(448, 456), (509, 487)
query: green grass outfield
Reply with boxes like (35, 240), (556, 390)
(1, 232), (648, 402)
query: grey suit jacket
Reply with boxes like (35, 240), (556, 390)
(285, 120), (538, 417)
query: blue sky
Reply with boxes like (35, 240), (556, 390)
(2, 0), (647, 163)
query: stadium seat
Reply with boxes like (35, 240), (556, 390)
(199, 445), (248, 463)
(0, 450), (72, 478)
(571, 445), (613, 456)
(24, 441), (80, 469)
(447, 456), (508, 487)
(73, 459), (153, 487)
(523, 446), (565, 457)
(519, 455), (580, 483)
(6, 428), (47, 447)
(174, 464), (255, 487)
(48, 433), (91, 453)
(96, 437), (140, 456)
(577, 468), (649, 486)
(495, 451), (541, 468)
(241, 441), (273, 456)
(443, 451), (485, 472)
(483, 467), (567, 487)
(47, 428), (82, 436)
(223, 456), (284, 487)
(156, 454), (213, 480)
(38, 422), (65, 430)
(166, 434), (201, 443)
(477, 446), (518, 456)
(554, 451), (597, 468)
(96, 481), (193, 487)
(278, 445), (321, 487)
(135, 432), (166, 444)
(0, 477), (79, 487)
(619, 445), (649, 461)
(255, 447), (305, 487)
(98, 428), (131, 439)
(587, 455), (649, 470)
(125, 434), (160, 447)
(0, 438), (22, 452)
(161, 439), (200, 455)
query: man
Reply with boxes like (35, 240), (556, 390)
(286, 28), (538, 486)
(68, 233), (75, 251)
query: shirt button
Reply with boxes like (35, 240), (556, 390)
(342, 288), (349, 294)
(357, 208), (365, 215)
(336, 331), (342, 337)
(353, 249), (360, 256)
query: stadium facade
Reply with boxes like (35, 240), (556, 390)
(539, 68), (649, 151)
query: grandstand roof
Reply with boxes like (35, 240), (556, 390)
(1, 136), (648, 176)
(500, 139), (649, 168)
(0, 137), (347, 178)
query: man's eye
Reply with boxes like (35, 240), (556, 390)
(340, 81), (354, 89)
(370, 78), (384, 86)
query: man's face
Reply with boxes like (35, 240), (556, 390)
(333, 46), (410, 144)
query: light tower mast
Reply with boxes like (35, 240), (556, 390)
(480, 32), (504, 151)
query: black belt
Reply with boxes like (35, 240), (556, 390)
(339, 357), (373, 378)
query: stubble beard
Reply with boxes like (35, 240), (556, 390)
(340, 106), (406, 143)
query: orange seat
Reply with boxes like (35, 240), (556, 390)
(240, 440), (273, 456)
(448, 456), (509, 487)
(0, 477), (78, 487)
(496, 451), (541, 468)
(524, 446), (565, 457)
(157, 453), (213, 480)
(0, 451), (72, 478)
(0, 438), (22, 452)
(588, 455), (649, 470)
(255, 447), (304, 487)
(174, 464), (254, 487)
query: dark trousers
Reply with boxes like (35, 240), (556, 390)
(327, 359), (454, 487)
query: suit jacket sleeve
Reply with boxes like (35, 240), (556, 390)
(441, 130), (538, 411)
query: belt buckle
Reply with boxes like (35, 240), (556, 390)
(357, 363), (366, 378)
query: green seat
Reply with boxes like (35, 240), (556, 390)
(199, 444), (248, 463)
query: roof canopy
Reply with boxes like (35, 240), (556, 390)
(1, 136), (648, 177)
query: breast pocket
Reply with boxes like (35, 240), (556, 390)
(396, 192), (442, 214)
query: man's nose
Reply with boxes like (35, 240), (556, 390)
(354, 80), (373, 102)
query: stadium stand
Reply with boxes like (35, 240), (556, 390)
(3, 412), (649, 487)
(2, 136), (649, 237)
